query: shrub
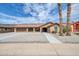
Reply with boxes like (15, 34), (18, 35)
(63, 26), (67, 33)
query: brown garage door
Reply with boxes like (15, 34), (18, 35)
(28, 28), (33, 32)
(16, 28), (26, 32)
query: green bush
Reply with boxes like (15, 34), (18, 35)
(63, 26), (67, 33)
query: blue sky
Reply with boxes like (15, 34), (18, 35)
(0, 3), (79, 24)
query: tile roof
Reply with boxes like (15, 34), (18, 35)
(1, 21), (77, 28)
(15, 24), (43, 27)
(0, 23), (43, 28)
(73, 21), (79, 24)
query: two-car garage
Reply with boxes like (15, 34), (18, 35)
(15, 27), (40, 32)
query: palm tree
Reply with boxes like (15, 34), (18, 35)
(58, 3), (63, 36)
(66, 3), (71, 36)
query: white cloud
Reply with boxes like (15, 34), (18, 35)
(23, 3), (58, 23)
(0, 12), (39, 24)
(60, 3), (79, 23)
(71, 4), (79, 22)
(0, 3), (79, 24)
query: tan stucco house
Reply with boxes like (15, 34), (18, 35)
(1, 21), (79, 33)
(0, 22), (60, 33)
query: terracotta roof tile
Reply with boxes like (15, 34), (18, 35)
(0, 23), (43, 28)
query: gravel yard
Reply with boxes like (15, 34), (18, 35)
(52, 33), (79, 43)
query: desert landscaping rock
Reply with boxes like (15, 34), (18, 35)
(52, 33), (79, 43)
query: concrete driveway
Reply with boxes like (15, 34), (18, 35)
(0, 32), (49, 43)
(0, 32), (61, 43)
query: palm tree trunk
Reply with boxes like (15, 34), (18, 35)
(66, 3), (71, 36)
(58, 3), (63, 36)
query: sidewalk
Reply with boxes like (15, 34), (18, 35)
(0, 43), (79, 56)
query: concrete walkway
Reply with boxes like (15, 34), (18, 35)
(43, 33), (62, 43)
(0, 43), (79, 56)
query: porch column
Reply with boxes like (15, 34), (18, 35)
(26, 28), (28, 32)
(40, 28), (42, 32)
(14, 28), (16, 32)
(47, 27), (50, 33)
(33, 28), (35, 32)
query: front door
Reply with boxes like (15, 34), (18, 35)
(42, 28), (47, 32)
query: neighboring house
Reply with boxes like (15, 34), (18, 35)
(72, 21), (79, 32)
(61, 21), (79, 33)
